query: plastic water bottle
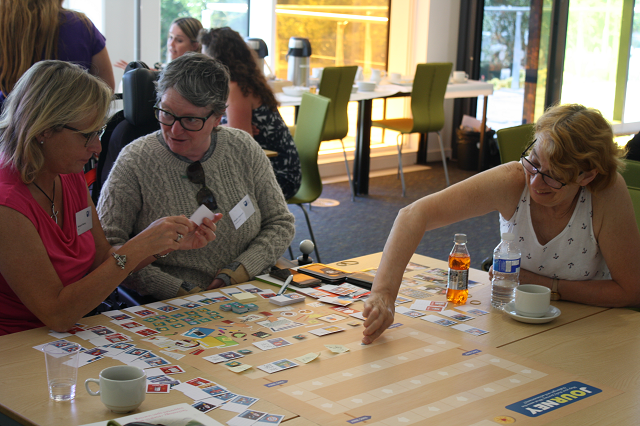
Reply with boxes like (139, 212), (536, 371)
(447, 234), (470, 304)
(491, 232), (521, 307)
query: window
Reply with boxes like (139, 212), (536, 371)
(275, 1), (390, 155)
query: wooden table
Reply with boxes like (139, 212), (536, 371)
(276, 80), (494, 195)
(0, 253), (632, 426)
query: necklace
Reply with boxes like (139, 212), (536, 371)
(33, 180), (59, 224)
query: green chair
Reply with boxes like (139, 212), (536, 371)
(628, 186), (640, 231)
(371, 62), (452, 197)
(317, 66), (358, 200)
(495, 123), (535, 164)
(287, 93), (331, 263)
(621, 159), (640, 188)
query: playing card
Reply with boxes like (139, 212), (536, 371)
(257, 359), (299, 374)
(190, 204), (215, 226)
(308, 326), (345, 336)
(452, 323), (489, 335)
(420, 315), (457, 326)
(438, 310), (475, 321)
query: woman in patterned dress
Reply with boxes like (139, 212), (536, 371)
(199, 27), (301, 200)
(361, 104), (640, 344)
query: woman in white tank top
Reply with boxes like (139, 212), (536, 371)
(361, 104), (640, 345)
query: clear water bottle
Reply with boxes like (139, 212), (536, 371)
(491, 232), (521, 308)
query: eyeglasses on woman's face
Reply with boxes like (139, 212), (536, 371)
(154, 107), (215, 132)
(520, 139), (567, 190)
(63, 124), (107, 147)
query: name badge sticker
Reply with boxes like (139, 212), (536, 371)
(75, 206), (93, 235)
(229, 195), (256, 230)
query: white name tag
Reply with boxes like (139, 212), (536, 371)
(75, 206), (93, 235)
(229, 195), (255, 230)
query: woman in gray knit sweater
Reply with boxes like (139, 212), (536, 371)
(97, 53), (295, 300)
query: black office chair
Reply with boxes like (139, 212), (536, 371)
(92, 63), (162, 310)
(99, 63), (161, 190)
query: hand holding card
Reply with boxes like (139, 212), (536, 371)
(171, 206), (223, 252)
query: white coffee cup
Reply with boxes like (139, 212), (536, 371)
(389, 72), (401, 83)
(85, 365), (146, 413)
(311, 67), (323, 79)
(452, 71), (468, 83)
(514, 284), (551, 318)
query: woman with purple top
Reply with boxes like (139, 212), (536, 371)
(0, 0), (115, 110)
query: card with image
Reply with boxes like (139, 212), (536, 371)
(228, 410), (268, 426)
(204, 351), (244, 364)
(146, 383), (171, 394)
(192, 399), (219, 414)
(395, 306), (426, 318)
(145, 301), (181, 313)
(455, 305), (490, 316)
(438, 310), (474, 322)
(221, 395), (259, 413)
(101, 310), (134, 321)
(257, 359), (299, 374)
(452, 323), (489, 336)
(308, 325), (345, 336)
(420, 314), (457, 327)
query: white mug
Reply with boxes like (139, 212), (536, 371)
(311, 67), (323, 79)
(389, 72), (401, 83)
(514, 284), (551, 318)
(85, 365), (146, 413)
(452, 71), (468, 83)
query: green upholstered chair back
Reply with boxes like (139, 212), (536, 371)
(288, 93), (331, 204)
(628, 186), (640, 231)
(496, 123), (535, 164)
(318, 66), (357, 142)
(409, 62), (453, 134)
(621, 159), (640, 189)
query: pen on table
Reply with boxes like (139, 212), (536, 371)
(277, 275), (294, 295)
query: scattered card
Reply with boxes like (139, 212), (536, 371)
(438, 310), (475, 322)
(257, 359), (299, 374)
(421, 315), (457, 327)
(308, 326), (345, 337)
(452, 323), (489, 336)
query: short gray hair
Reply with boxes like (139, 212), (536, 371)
(156, 52), (229, 117)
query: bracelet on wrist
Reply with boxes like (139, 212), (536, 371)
(154, 252), (169, 259)
(112, 252), (127, 270)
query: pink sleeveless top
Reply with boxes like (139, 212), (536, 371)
(0, 165), (95, 335)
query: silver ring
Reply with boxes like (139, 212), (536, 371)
(176, 233), (183, 242)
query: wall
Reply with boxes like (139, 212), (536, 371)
(102, 0), (161, 87)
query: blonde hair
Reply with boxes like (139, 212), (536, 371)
(0, 60), (112, 183)
(533, 104), (624, 193)
(0, 0), (93, 96)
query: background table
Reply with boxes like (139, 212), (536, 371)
(276, 80), (494, 195)
(0, 253), (632, 426)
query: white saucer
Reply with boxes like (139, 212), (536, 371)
(502, 302), (561, 324)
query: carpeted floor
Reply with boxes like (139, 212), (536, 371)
(287, 161), (500, 270)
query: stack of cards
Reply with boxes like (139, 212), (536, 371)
(268, 293), (305, 306)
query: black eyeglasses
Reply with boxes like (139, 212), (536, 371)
(63, 124), (107, 147)
(520, 139), (567, 190)
(154, 107), (215, 131)
(186, 161), (217, 210)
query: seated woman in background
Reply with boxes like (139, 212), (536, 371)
(98, 53), (295, 300)
(0, 61), (217, 335)
(0, 0), (115, 110)
(361, 104), (640, 345)
(199, 27), (301, 200)
(114, 17), (202, 70)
